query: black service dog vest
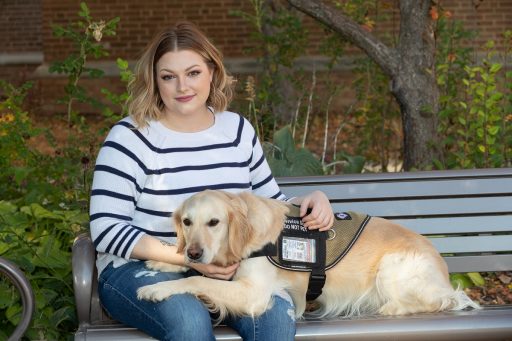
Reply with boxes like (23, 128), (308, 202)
(253, 204), (370, 300)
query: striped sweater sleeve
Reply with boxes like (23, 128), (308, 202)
(246, 121), (287, 201)
(89, 122), (148, 259)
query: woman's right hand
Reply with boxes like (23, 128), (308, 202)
(188, 261), (239, 280)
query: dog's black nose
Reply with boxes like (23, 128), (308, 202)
(187, 246), (203, 261)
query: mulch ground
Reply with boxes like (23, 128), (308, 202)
(465, 272), (512, 305)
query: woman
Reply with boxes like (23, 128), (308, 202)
(90, 22), (333, 341)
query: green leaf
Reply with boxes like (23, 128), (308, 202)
(116, 58), (129, 70)
(0, 282), (14, 309)
(5, 303), (22, 325)
(20, 204), (62, 220)
(336, 152), (366, 174)
(267, 158), (289, 177)
(79, 2), (90, 18)
(450, 273), (473, 289)
(467, 272), (485, 286)
(50, 306), (75, 327)
(489, 92), (503, 102)
(0, 201), (17, 215)
(489, 63), (502, 74)
(13, 166), (33, 185)
(272, 126), (295, 157)
(488, 126), (500, 136)
(289, 149), (324, 176)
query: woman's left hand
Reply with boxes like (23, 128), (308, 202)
(295, 190), (334, 231)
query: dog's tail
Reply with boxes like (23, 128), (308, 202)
(375, 252), (481, 315)
(446, 287), (481, 311)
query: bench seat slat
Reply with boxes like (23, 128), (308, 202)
(75, 307), (512, 341)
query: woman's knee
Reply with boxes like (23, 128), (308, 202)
(229, 295), (296, 341)
(158, 294), (216, 341)
(265, 295), (296, 329)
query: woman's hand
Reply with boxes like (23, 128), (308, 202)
(188, 261), (239, 280)
(293, 190), (334, 231)
(132, 235), (239, 280)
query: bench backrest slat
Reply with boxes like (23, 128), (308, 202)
(293, 179), (512, 200)
(391, 215), (512, 234)
(329, 198), (512, 218)
(430, 235), (512, 253)
(444, 254), (512, 272)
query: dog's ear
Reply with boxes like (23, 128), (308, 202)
(226, 194), (253, 261)
(266, 198), (289, 231)
(239, 192), (288, 238)
(172, 208), (186, 254)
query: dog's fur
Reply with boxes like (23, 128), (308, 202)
(137, 190), (479, 321)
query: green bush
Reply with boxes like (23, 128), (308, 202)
(0, 201), (87, 340)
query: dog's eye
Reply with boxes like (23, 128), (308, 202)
(183, 218), (192, 226)
(208, 218), (219, 227)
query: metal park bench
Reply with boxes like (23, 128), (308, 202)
(72, 168), (512, 340)
(0, 257), (35, 341)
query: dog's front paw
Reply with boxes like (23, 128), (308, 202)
(137, 282), (176, 302)
(145, 260), (188, 273)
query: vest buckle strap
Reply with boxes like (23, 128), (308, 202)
(306, 272), (326, 301)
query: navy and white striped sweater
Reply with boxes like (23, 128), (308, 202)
(90, 111), (286, 275)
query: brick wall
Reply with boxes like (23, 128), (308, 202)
(0, 0), (42, 83)
(41, 0), (257, 61)
(37, 0), (512, 62)
(446, 0), (512, 48)
(1, 0), (42, 52)
(1, 0), (511, 115)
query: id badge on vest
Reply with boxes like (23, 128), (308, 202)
(277, 216), (322, 271)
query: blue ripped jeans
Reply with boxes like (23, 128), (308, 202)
(98, 261), (296, 341)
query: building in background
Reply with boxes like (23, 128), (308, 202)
(1, 0), (511, 116)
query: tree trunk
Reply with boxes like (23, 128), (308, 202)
(288, 0), (440, 170)
(392, 0), (439, 170)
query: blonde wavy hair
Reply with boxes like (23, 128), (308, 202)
(128, 22), (234, 128)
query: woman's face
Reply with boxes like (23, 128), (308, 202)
(155, 49), (214, 118)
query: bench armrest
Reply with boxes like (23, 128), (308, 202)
(72, 233), (96, 328)
(0, 257), (35, 340)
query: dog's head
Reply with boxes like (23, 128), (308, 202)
(173, 190), (288, 266)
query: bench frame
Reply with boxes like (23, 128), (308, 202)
(73, 168), (512, 340)
(0, 257), (35, 341)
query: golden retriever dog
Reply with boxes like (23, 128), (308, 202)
(137, 190), (479, 321)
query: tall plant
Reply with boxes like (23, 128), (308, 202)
(49, 2), (119, 124)
(436, 24), (511, 169)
